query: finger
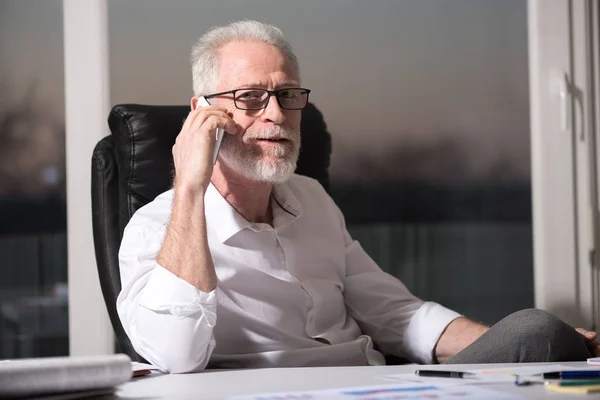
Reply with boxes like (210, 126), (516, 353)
(187, 109), (221, 132)
(588, 332), (598, 340)
(577, 328), (598, 341)
(190, 109), (234, 133)
(193, 97), (228, 113)
(202, 115), (238, 136)
(183, 106), (229, 132)
(575, 328), (598, 342)
(191, 104), (229, 118)
(181, 110), (196, 131)
(174, 115), (234, 153)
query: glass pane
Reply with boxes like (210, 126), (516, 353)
(109, 0), (532, 326)
(327, 1), (532, 325)
(0, 0), (67, 358)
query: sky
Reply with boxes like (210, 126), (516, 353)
(0, 0), (529, 184)
(0, 0), (63, 108)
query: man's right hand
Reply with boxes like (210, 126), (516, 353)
(158, 103), (236, 292)
(172, 105), (238, 194)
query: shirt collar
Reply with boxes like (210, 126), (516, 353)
(271, 181), (302, 227)
(205, 179), (303, 243)
(205, 184), (251, 243)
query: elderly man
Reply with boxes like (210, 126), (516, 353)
(117, 20), (598, 373)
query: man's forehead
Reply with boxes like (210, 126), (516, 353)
(217, 41), (298, 88)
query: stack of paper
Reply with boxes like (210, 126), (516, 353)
(0, 354), (132, 398)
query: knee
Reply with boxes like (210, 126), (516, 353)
(499, 308), (592, 362)
(503, 308), (573, 343)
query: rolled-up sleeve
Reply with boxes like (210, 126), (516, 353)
(402, 301), (461, 364)
(341, 226), (460, 364)
(116, 217), (217, 373)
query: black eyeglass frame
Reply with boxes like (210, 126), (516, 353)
(203, 87), (311, 110)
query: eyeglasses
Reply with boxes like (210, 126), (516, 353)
(204, 88), (311, 110)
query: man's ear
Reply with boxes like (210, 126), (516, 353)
(190, 96), (198, 110)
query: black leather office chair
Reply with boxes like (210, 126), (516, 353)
(91, 103), (332, 362)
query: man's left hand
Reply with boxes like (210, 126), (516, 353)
(576, 328), (600, 357)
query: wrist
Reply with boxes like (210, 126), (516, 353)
(174, 177), (209, 198)
(173, 183), (207, 211)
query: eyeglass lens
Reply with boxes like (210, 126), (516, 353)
(234, 89), (308, 110)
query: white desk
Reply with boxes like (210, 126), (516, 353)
(116, 361), (600, 399)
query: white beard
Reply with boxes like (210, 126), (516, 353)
(218, 125), (301, 183)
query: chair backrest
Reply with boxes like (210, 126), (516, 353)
(91, 103), (332, 361)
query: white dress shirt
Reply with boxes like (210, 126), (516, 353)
(117, 174), (461, 373)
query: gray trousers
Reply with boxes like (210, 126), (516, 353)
(444, 309), (593, 364)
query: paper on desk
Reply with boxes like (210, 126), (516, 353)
(227, 383), (523, 400)
(381, 364), (579, 384)
(466, 364), (581, 382)
(588, 357), (600, 366)
(378, 374), (473, 386)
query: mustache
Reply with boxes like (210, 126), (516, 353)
(244, 126), (299, 141)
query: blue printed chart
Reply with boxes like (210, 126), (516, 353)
(228, 383), (522, 400)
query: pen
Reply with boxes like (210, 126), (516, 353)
(543, 370), (600, 379)
(547, 379), (600, 386)
(415, 370), (476, 378)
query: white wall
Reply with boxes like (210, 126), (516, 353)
(64, 0), (114, 355)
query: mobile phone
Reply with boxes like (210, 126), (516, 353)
(196, 96), (225, 164)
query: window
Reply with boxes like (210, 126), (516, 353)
(109, 0), (532, 325)
(0, 0), (67, 358)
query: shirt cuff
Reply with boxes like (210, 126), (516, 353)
(402, 301), (462, 364)
(138, 265), (217, 322)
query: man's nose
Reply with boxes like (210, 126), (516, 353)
(260, 95), (286, 124)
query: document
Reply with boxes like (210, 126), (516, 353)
(382, 364), (579, 384)
(0, 354), (132, 398)
(227, 383), (523, 400)
(589, 356), (600, 366)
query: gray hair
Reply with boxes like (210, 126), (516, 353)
(190, 20), (300, 96)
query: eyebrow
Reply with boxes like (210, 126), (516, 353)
(234, 81), (300, 89)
